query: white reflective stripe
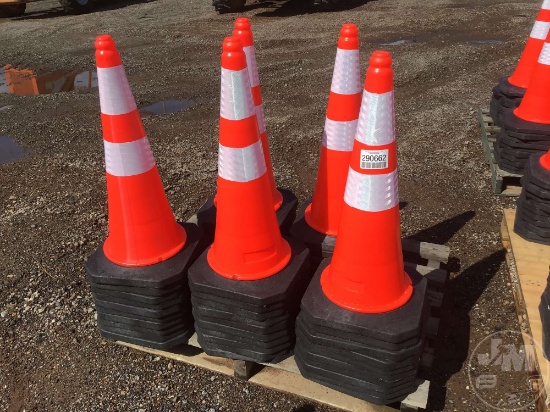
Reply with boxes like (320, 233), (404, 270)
(97, 66), (137, 116)
(243, 46), (260, 88)
(330, 48), (362, 95)
(356, 90), (395, 146)
(530, 20), (550, 40)
(539, 42), (550, 65)
(542, 0), (550, 10)
(220, 68), (255, 121)
(218, 140), (266, 182)
(322, 118), (357, 151)
(344, 168), (399, 212)
(104, 136), (155, 177)
(256, 104), (266, 134)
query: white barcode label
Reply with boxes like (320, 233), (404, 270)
(360, 149), (389, 169)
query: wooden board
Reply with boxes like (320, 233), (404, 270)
(478, 108), (522, 196)
(501, 209), (550, 411)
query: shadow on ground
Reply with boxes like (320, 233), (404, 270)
(427, 249), (506, 410)
(13, 0), (156, 20)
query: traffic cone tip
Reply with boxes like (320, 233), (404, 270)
(222, 36), (247, 71)
(364, 51), (393, 94)
(95, 34), (122, 68)
(337, 23), (359, 50)
(234, 17), (254, 47)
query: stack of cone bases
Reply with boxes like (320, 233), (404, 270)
(85, 35), (203, 350)
(195, 17), (297, 243)
(188, 36), (312, 363)
(495, 31), (550, 174)
(490, 0), (550, 125)
(291, 24), (362, 261)
(294, 51), (429, 405)
(514, 150), (550, 245)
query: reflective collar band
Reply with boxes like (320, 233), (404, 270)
(218, 139), (267, 182)
(104, 135), (155, 177)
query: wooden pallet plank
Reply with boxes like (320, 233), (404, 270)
(478, 108), (522, 196)
(501, 209), (550, 409)
(401, 239), (450, 264)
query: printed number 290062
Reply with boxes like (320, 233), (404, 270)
(360, 149), (389, 170)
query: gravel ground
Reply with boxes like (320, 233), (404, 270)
(0, 0), (541, 410)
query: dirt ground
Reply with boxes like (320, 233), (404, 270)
(0, 0), (542, 410)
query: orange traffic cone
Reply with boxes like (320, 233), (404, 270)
(514, 31), (550, 124)
(508, 0), (550, 89)
(96, 34), (187, 267)
(305, 23), (362, 236)
(320, 50), (413, 313)
(206, 36), (291, 280)
(233, 17), (283, 211)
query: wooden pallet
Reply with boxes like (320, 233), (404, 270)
(501, 208), (550, 411)
(115, 239), (449, 412)
(478, 108), (522, 196)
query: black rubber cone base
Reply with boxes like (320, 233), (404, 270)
(499, 132), (550, 151)
(192, 305), (292, 330)
(98, 316), (190, 341)
(188, 237), (311, 306)
(514, 213), (550, 245)
(190, 294), (287, 321)
(295, 340), (417, 385)
(93, 295), (190, 320)
(525, 154), (550, 191)
(90, 281), (183, 297)
(290, 199), (336, 260)
(195, 317), (293, 343)
(195, 324), (292, 348)
(501, 109), (550, 136)
(196, 326), (293, 363)
(518, 193), (550, 217)
(296, 315), (423, 366)
(86, 222), (203, 289)
(296, 321), (420, 375)
(90, 286), (186, 306)
(98, 317), (186, 336)
(517, 198), (550, 225)
(498, 77), (526, 98)
(191, 288), (287, 312)
(299, 259), (428, 351)
(99, 327), (193, 350)
(196, 188), (298, 243)
(97, 311), (191, 331)
(93, 290), (188, 309)
(294, 346), (417, 405)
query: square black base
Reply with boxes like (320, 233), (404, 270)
(188, 236), (311, 306)
(299, 259), (428, 350)
(85, 222), (203, 289)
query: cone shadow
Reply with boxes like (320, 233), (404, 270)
(405, 211), (476, 246)
(427, 249), (506, 411)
